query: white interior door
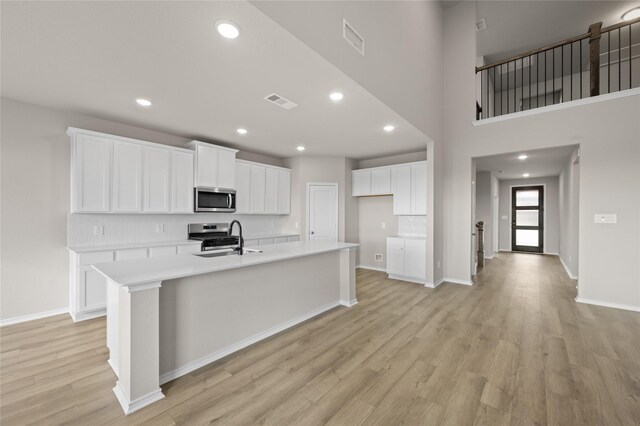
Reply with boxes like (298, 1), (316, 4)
(308, 184), (338, 241)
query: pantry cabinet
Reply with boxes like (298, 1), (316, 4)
(235, 160), (291, 215)
(386, 237), (427, 284)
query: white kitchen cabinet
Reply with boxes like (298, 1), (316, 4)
(278, 170), (291, 214)
(265, 168), (279, 214)
(274, 237), (289, 244)
(72, 133), (113, 213)
(112, 141), (143, 212)
(235, 161), (252, 214)
(144, 147), (171, 213)
(371, 168), (392, 194)
(352, 170), (371, 196)
(171, 150), (194, 213)
(188, 141), (238, 189)
(250, 165), (266, 213)
(69, 242), (201, 321)
(386, 237), (427, 284)
(392, 165), (412, 215)
(411, 163), (427, 215)
(259, 238), (275, 246)
(287, 235), (300, 242)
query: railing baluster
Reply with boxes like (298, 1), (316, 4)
(580, 39), (583, 99)
(507, 62), (510, 113)
(630, 25), (632, 90)
(570, 42), (573, 100)
(529, 55), (532, 110)
(544, 51), (547, 106)
(618, 28), (621, 92)
(608, 30), (611, 94)
(521, 58), (524, 111)
(493, 67), (496, 117)
(553, 48), (555, 104)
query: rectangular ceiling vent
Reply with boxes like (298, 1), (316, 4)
(264, 93), (298, 110)
(475, 18), (487, 32)
(343, 19), (365, 56)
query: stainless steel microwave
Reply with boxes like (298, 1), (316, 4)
(194, 187), (236, 213)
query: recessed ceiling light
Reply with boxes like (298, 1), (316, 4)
(216, 20), (240, 39)
(523, 173), (530, 178)
(329, 92), (344, 101)
(136, 98), (152, 107)
(518, 154), (528, 160)
(296, 146), (305, 152)
(622, 6), (640, 21)
(236, 128), (248, 135)
(383, 125), (395, 132)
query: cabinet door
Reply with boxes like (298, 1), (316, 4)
(144, 147), (171, 213)
(171, 151), (194, 213)
(274, 237), (289, 244)
(196, 145), (218, 188)
(404, 239), (427, 280)
(392, 166), (412, 215)
(352, 170), (371, 196)
(78, 266), (107, 312)
(411, 163), (427, 215)
(250, 165), (266, 213)
(115, 248), (148, 261)
(235, 162), (252, 214)
(264, 168), (279, 214)
(386, 238), (405, 275)
(73, 134), (112, 212)
(112, 141), (143, 212)
(148, 245), (177, 257)
(287, 235), (300, 242)
(259, 238), (275, 246)
(278, 170), (291, 214)
(371, 168), (392, 195)
(217, 149), (236, 189)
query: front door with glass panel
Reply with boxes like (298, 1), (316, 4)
(511, 186), (544, 253)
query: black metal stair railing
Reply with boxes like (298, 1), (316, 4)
(475, 16), (640, 120)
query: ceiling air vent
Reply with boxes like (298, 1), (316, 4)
(343, 19), (365, 56)
(264, 93), (298, 110)
(475, 18), (487, 32)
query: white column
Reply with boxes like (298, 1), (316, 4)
(340, 247), (358, 307)
(106, 279), (120, 376)
(112, 281), (165, 415)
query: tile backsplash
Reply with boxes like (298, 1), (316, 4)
(398, 216), (427, 237)
(68, 213), (285, 248)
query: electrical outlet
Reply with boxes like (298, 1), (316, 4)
(375, 253), (383, 262)
(381, 222), (386, 229)
(155, 224), (165, 233)
(594, 214), (616, 224)
(93, 225), (104, 236)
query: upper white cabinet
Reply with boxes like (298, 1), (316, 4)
(187, 141), (238, 189)
(236, 160), (291, 215)
(110, 141), (143, 213)
(144, 147), (171, 213)
(68, 128), (195, 214)
(171, 151), (194, 213)
(352, 161), (427, 216)
(72, 133), (112, 212)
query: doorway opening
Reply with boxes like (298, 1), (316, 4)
(511, 185), (544, 253)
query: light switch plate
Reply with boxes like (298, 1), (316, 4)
(381, 222), (386, 229)
(594, 214), (617, 224)
(93, 225), (104, 236)
(375, 253), (383, 262)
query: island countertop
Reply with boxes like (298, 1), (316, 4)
(94, 240), (359, 287)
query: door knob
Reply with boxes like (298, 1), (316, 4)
(311, 231), (315, 235)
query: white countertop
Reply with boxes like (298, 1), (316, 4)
(243, 233), (299, 240)
(67, 239), (201, 253)
(93, 240), (358, 287)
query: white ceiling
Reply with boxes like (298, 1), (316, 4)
(477, 1), (639, 64)
(475, 145), (577, 179)
(0, 1), (429, 160)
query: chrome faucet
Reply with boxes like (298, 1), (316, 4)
(229, 220), (244, 255)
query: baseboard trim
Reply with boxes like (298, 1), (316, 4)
(559, 257), (578, 280)
(442, 277), (473, 286)
(425, 278), (445, 289)
(0, 307), (69, 327)
(158, 300), (341, 385)
(575, 297), (640, 313)
(388, 274), (426, 285)
(70, 308), (106, 323)
(356, 265), (386, 273)
(484, 255), (494, 260)
(113, 382), (164, 415)
(340, 298), (358, 307)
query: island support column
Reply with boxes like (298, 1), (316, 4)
(340, 247), (358, 307)
(112, 281), (165, 415)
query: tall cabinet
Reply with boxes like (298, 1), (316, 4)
(235, 159), (290, 215)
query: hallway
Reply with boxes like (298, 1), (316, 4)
(1, 253), (639, 425)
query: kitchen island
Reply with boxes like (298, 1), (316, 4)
(93, 240), (359, 415)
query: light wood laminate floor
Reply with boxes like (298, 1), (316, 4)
(2, 253), (640, 425)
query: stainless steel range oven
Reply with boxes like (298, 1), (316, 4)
(194, 187), (236, 213)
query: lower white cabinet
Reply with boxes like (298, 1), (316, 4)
(243, 234), (300, 247)
(69, 242), (201, 322)
(386, 237), (427, 284)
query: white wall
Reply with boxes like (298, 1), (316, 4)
(357, 196), (396, 270)
(559, 147), (580, 278)
(0, 98), (285, 321)
(497, 176), (560, 255)
(475, 171), (494, 257)
(491, 173), (499, 255)
(443, 2), (640, 310)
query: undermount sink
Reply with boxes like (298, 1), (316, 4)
(194, 248), (262, 258)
